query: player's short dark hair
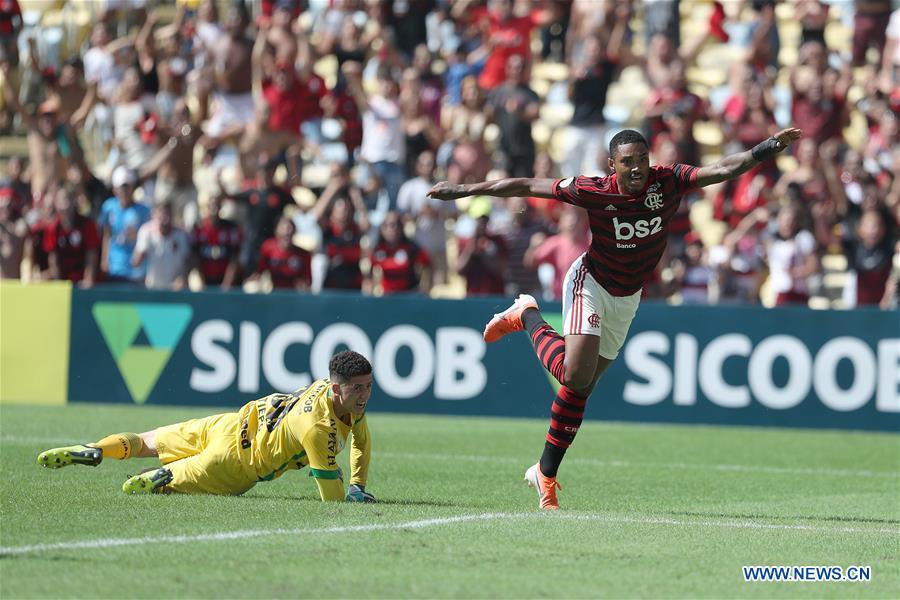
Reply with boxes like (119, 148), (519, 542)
(609, 129), (649, 158)
(329, 350), (373, 382)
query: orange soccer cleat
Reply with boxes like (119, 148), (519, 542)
(524, 463), (562, 510)
(483, 294), (538, 343)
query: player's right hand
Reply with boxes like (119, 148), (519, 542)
(427, 181), (468, 201)
(346, 484), (376, 503)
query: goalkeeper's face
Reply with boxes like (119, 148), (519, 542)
(333, 374), (374, 416)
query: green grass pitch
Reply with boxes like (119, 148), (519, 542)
(1, 403), (898, 598)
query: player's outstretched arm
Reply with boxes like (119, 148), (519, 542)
(427, 178), (558, 201)
(694, 128), (802, 188)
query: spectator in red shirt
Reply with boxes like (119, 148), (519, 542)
(43, 188), (99, 286)
(524, 205), (591, 301)
(790, 43), (851, 145)
(259, 58), (326, 136)
(369, 211), (430, 295)
(721, 75), (778, 151)
(248, 215), (312, 291)
(476, 0), (539, 90)
(458, 214), (508, 296)
(191, 195), (242, 289)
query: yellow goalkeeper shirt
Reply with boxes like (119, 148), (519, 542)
(236, 378), (371, 501)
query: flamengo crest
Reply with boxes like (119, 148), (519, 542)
(644, 183), (663, 210)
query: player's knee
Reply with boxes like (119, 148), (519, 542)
(563, 364), (594, 391)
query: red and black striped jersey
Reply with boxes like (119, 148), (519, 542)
(552, 164), (699, 296)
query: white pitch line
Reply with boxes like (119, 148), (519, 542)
(5, 436), (898, 479)
(378, 451), (900, 479)
(3, 510), (898, 557)
(553, 514), (900, 535)
(0, 513), (511, 556)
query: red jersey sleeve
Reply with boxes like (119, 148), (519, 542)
(552, 175), (614, 208)
(670, 164), (700, 194)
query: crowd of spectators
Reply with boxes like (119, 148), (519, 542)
(0, 0), (897, 309)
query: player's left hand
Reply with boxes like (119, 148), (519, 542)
(773, 127), (802, 150)
(346, 484), (376, 503)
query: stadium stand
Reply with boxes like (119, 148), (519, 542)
(0, 0), (897, 308)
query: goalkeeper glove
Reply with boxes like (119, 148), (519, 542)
(346, 484), (376, 503)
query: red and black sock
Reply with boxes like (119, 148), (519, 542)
(523, 308), (566, 385)
(540, 386), (588, 477)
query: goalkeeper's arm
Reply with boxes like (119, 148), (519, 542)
(347, 415), (375, 502)
(302, 426), (345, 502)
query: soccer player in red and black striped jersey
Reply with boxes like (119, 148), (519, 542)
(428, 127), (802, 509)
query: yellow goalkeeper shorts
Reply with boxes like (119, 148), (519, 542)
(154, 413), (257, 496)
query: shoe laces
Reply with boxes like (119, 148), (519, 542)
(540, 474), (561, 497)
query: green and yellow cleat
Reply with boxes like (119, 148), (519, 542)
(122, 468), (173, 495)
(37, 445), (102, 469)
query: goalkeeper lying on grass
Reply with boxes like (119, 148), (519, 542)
(37, 350), (376, 503)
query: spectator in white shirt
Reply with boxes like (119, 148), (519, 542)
(766, 204), (820, 306)
(133, 202), (191, 290)
(396, 150), (455, 286)
(343, 61), (406, 209)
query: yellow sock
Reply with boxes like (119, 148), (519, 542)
(90, 433), (143, 460)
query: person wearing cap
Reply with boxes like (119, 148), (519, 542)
(98, 166), (151, 284)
